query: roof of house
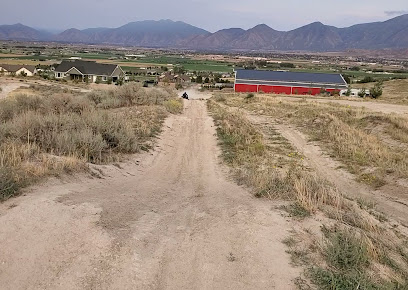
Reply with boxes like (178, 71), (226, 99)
(235, 69), (347, 87)
(0, 64), (36, 73)
(55, 60), (118, 76)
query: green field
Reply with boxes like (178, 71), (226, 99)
(132, 56), (234, 73)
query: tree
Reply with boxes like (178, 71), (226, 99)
(95, 76), (102, 84)
(358, 87), (366, 98)
(359, 76), (375, 84)
(280, 62), (295, 68)
(117, 76), (124, 86)
(370, 81), (383, 99)
(345, 86), (352, 97)
(343, 75), (351, 84)
(107, 77), (112, 84)
(196, 75), (203, 83)
(204, 77), (210, 83)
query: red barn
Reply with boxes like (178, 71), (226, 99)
(234, 69), (348, 95)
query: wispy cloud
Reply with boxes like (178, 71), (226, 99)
(384, 10), (408, 16)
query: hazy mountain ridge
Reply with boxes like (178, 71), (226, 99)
(1, 16), (408, 51)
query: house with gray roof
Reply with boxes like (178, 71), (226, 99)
(54, 60), (125, 83)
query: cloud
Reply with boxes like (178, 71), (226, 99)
(384, 10), (408, 16)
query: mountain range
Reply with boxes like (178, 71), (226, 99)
(1, 16), (408, 52)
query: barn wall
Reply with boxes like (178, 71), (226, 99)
(235, 83), (341, 96)
(235, 84), (258, 93)
(259, 85), (292, 94)
(291, 87), (321, 95)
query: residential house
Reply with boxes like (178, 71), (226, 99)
(0, 64), (37, 76)
(54, 60), (125, 83)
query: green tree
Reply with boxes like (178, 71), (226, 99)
(370, 81), (383, 99)
(204, 77), (210, 83)
(358, 88), (366, 98)
(345, 86), (352, 97)
(117, 77), (124, 86)
(196, 75), (203, 83)
(95, 76), (102, 84)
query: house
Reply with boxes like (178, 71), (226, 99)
(54, 60), (125, 83)
(234, 69), (348, 95)
(0, 64), (37, 76)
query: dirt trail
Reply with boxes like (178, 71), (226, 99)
(0, 92), (300, 289)
(280, 96), (408, 115)
(0, 80), (29, 99)
(0, 77), (90, 99)
(247, 114), (408, 226)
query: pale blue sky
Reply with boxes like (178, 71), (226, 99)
(1, 0), (407, 32)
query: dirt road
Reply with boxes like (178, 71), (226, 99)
(274, 123), (408, 226)
(280, 96), (408, 115)
(0, 77), (90, 99)
(0, 80), (29, 99)
(0, 92), (299, 289)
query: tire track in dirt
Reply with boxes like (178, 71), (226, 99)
(280, 96), (408, 115)
(247, 113), (408, 226)
(0, 92), (301, 289)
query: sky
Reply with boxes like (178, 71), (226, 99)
(1, 0), (407, 33)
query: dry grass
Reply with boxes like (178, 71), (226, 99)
(219, 93), (408, 188)
(210, 94), (408, 289)
(0, 83), (178, 200)
(353, 79), (408, 105)
(208, 99), (342, 211)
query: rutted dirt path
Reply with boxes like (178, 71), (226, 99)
(279, 96), (408, 115)
(247, 113), (408, 226)
(0, 92), (300, 289)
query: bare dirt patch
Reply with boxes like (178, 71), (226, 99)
(0, 95), (301, 289)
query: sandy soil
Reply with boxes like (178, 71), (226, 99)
(0, 77), (90, 99)
(0, 79), (29, 99)
(0, 92), (300, 289)
(280, 96), (408, 115)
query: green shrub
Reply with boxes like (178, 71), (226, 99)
(370, 82), (383, 99)
(245, 93), (255, 101)
(324, 230), (369, 271)
(358, 88), (367, 98)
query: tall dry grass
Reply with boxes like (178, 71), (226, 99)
(219, 94), (408, 187)
(210, 95), (408, 288)
(0, 83), (180, 200)
(208, 99), (342, 212)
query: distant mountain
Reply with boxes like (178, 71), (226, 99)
(181, 28), (246, 49)
(0, 23), (51, 41)
(1, 15), (408, 51)
(184, 14), (408, 51)
(53, 20), (209, 46)
(338, 14), (408, 49)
